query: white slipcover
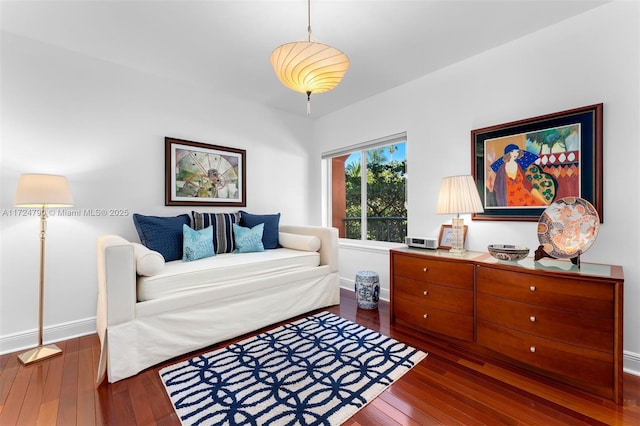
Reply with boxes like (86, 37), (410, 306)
(96, 225), (340, 383)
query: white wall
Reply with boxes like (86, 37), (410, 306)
(314, 1), (640, 373)
(0, 33), (313, 352)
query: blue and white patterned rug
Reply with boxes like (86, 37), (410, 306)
(159, 311), (427, 425)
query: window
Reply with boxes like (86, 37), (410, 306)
(323, 133), (407, 243)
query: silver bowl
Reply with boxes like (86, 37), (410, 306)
(488, 244), (530, 261)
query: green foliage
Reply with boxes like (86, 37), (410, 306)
(344, 147), (407, 242)
(527, 126), (575, 152)
(525, 164), (557, 203)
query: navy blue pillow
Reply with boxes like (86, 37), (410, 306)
(132, 213), (190, 261)
(239, 211), (281, 249)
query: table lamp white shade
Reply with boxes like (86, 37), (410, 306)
(14, 174), (73, 207)
(436, 175), (483, 254)
(436, 175), (484, 215)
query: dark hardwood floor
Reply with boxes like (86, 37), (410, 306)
(1, 289), (638, 425)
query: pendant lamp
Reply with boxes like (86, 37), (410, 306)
(270, 0), (350, 115)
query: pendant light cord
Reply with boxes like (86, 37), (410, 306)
(307, 0), (312, 42)
(306, 0), (312, 115)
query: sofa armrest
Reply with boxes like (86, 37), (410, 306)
(279, 225), (339, 273)
(96, 235), (137, 329)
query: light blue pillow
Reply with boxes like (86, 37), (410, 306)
(182, 224), (214, 262)
(233, 223), (265, 253)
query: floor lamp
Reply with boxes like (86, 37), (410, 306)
(14, 173), (73, 365)
(436, 175), (484, 254)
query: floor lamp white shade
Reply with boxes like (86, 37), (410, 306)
(436, 175), (484, 254)
(14, 174), (74, 207)
(14, 173), (73, 364)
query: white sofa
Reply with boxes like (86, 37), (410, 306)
(96, 224), (340, 383)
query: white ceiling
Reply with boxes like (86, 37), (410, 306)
(1, 0), (611, 118)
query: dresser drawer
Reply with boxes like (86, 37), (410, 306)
(393, 254), (473, 289)
(394, 276), (473, 315)
(477, 293), (613, 353)
(394, 297), (473, 342)
(476, 266), (613, 317)
(477, 319), (613, 390)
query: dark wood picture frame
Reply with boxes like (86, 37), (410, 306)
(165, 137), (246, 207)
(471, 104), (603, 222)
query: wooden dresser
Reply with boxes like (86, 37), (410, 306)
(392, 251), (475, 342)
(389, 248), (624, 404)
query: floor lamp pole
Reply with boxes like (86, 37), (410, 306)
(18, 206), (62, 365)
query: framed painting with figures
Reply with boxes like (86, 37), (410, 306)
(471, 104), (603, 222)
(165, 137), (246, 206)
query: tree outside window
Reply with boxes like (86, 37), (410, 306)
(330, 141), (407, 243)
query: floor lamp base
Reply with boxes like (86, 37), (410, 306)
(18, 344), (62, 365)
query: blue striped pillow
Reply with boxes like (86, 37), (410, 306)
(191, 212), (239, 254)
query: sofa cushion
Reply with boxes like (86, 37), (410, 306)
(233, 223), (265, 253)
(136, 248), (321, 301)
(132, 243), (165, 276)
(182, 225), (215, 262)
(132, 213), (190, 261)
(279, 232), (321, 252)
(239, 211), (280, 249)
(191, 211), (239, 254)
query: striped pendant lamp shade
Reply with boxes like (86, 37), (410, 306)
(270, 40), (349, 95)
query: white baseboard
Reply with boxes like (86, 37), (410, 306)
(623, 350), (640, 376)
(0, 317), (96, 355)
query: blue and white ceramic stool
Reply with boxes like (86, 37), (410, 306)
(355, 270), (380, 309)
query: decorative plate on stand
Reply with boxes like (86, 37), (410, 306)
(536, 197), (600, 262)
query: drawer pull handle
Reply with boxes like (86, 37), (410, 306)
(423, 290), (429, 296)
(530, 346), (536, 353)
(529, 286), (536, 292)
(423, 313), (429, 319)
(529, 316), (536, 322)
(423, 267), (429, 272)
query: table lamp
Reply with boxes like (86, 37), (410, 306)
(436, 175), (483, 254)
(14, 173), (73, 364)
